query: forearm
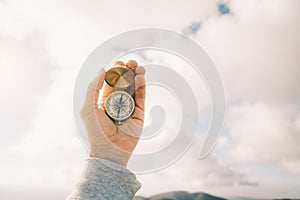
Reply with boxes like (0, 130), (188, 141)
(67, 158), (141, 200)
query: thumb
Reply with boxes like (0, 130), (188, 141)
(83, 68), (105, 107)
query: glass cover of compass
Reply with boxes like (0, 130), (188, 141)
(105, 91), (135, 121)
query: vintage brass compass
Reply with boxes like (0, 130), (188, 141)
(104, 66), (135, 125)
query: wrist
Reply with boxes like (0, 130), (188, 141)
(89, 152), (130, 167)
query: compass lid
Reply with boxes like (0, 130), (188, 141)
(105, 67), (135, 88)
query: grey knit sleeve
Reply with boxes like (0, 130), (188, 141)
(66, 157), (141, 200)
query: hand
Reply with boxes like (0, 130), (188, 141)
(80, 60), (146, 167)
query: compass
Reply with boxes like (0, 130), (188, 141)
(105, 91), (135, 123)
(104, 66), (136, 125)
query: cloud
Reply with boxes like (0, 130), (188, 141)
(197, 0), (300, 105)
(0, 59), (86, 192)
(1, 0), (300, 199)
(226, 102), (300, 173)
(192, 0), (300, 172)
(0, 0), (84, 191)
(2, 0), (221, 67)
(0, 32), (58, 146)
(188, 0), (300, 196)
(136, 136), (256, 197)
(0, 185), (68, 200)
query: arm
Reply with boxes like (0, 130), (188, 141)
(68, 60), (146, 200)
(67, 158), (141, 200)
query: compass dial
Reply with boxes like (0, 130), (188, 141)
(105, 91), (135, 121)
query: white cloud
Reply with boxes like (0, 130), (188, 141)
(1, 0), (300, 199)
(226, 102), (300, 173)
(0, 54), (86, 190)
(193, 0), (300, 173)
(136, 136), (255, 197)
(0, 32), (59, 146)
(2, 0), (221, 67)
(197, 0), (300, 105)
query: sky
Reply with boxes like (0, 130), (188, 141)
(0, 0), (300, 199)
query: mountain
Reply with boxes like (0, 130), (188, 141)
(134, 191), (226, 200)
(134, 191), (300, 200)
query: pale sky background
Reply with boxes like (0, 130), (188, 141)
(0, 0), (300, 199)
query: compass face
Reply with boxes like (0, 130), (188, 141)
(105, 91), (135, 121)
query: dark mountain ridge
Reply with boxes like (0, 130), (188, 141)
(134, 191), (300, 200)
(134, 191), (225, 200)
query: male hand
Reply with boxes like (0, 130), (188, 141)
(80, 60), (146, 167)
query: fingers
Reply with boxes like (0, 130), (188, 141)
(134, 66), (146, 111)
(135, 65), (145, 76)
(131, 106), (144, 124)
(114, 60), (125, 66)
(100, 83), (114, 107)
(95, 70), (106, 103)
(84, 68), (105, 107)
(126, 60), (137, 69)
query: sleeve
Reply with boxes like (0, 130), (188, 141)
(66, 157), (141, 200)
